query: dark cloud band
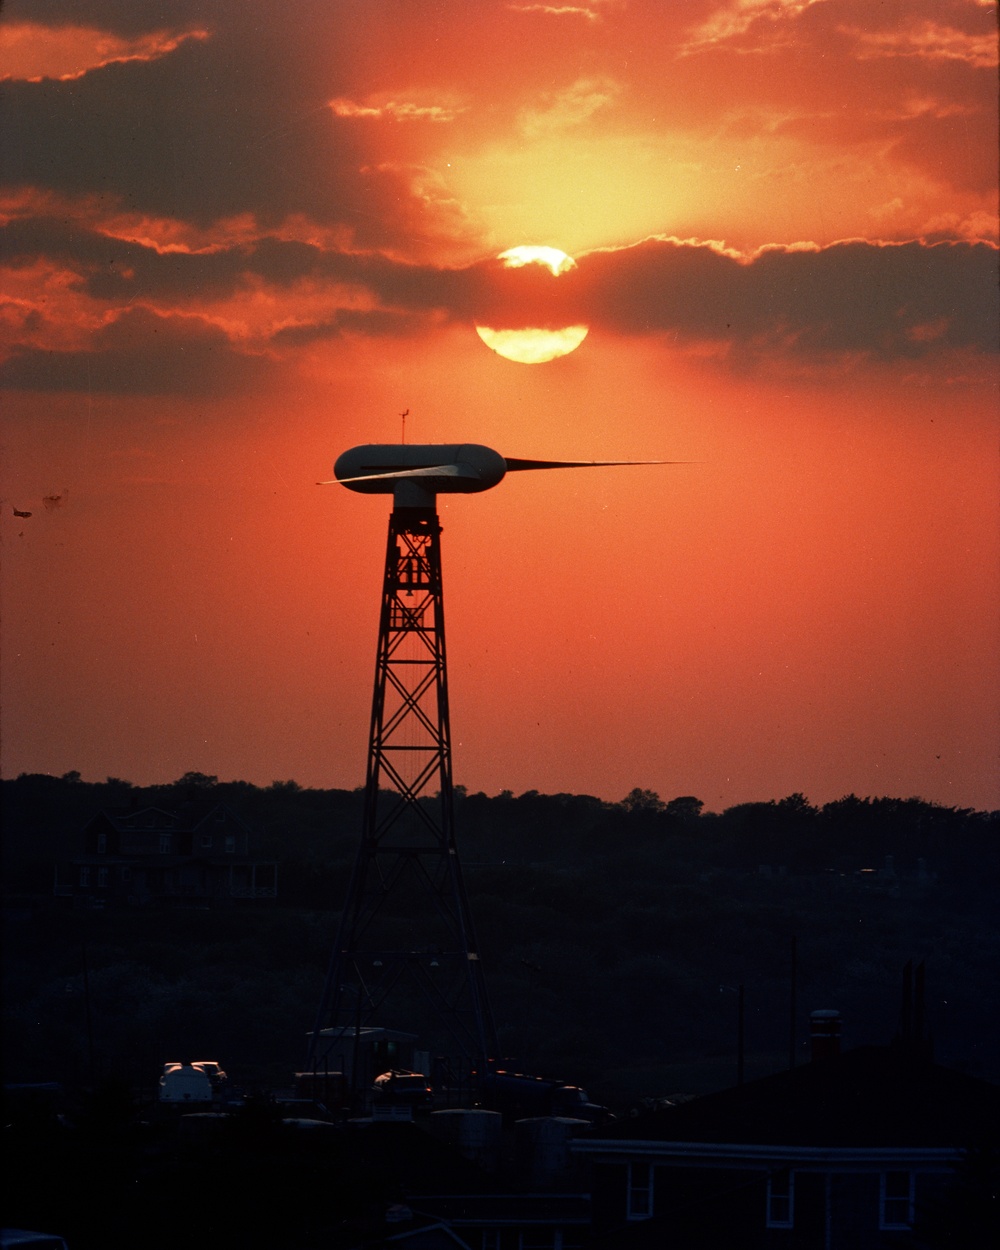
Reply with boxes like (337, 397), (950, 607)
(2, 225), (996, 394)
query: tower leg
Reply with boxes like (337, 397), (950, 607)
(309, 507), (497, 1079)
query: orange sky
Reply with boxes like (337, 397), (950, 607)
(2, 0), (998, 811)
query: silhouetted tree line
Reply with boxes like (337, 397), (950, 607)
(2, 772), (998, 1100)
(3, 771), (995, 894)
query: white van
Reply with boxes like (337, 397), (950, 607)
(158, 1061), (213, 1103)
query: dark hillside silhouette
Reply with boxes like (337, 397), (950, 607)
(3, 773), (997, 1099)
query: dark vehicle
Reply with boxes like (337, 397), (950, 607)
(1, 1234), (68, 1250)
(477, 1070), (613, 1124)
(372, 1070), (434, 1108)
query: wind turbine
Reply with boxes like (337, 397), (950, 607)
(307, 443), (678, 1079)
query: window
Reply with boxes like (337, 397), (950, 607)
(97, 867), (109, 888)
(79, 866), (90, 887)
(159, 834), (172, 854)
(481, 1234), (500, 1250)
(96, 832), (107, 854)
(200, 835), (213, 849)
(626, 1162), (653, 1220)
(880, 1171), (914, 1229)
(224, 835), (236, 854)
(767, 1169), (795, 1228)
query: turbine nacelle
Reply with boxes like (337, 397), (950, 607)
(334, 444), (507, 507)
(327, 443), (675, 508)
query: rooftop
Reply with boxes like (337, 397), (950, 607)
(593, 1047), (1000, 1149)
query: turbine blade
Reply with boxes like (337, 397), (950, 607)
(318, 464), (466, 486)
(503, 458), (692, 471)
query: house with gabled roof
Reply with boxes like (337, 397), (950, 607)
(54, 799), (277, 907)
(573, 1027), (999, 1249)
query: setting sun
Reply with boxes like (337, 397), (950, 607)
(498, 245), (577, 276)
(475, 322), (589, 363)
(475, 246), (589, 362)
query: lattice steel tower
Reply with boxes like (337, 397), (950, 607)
(308, 443), (673, 1074)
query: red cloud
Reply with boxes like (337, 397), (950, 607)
(0, 22), (210, 83)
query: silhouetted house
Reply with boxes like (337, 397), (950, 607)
(574, 1045), (999, 1249)
(54, 800), (277, 906)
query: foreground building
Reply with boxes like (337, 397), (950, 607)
(573, 1037), (998, 1248)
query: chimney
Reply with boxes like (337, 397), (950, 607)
(894, 960), (932, 1060)
(809, 1009), (842, 1062)
(900, 960), (913, 1046)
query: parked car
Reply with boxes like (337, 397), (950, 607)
(1, 1232), (68, 1250)
(372, 1070), (434, 1108)
(477, 1069), (613, 1124)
